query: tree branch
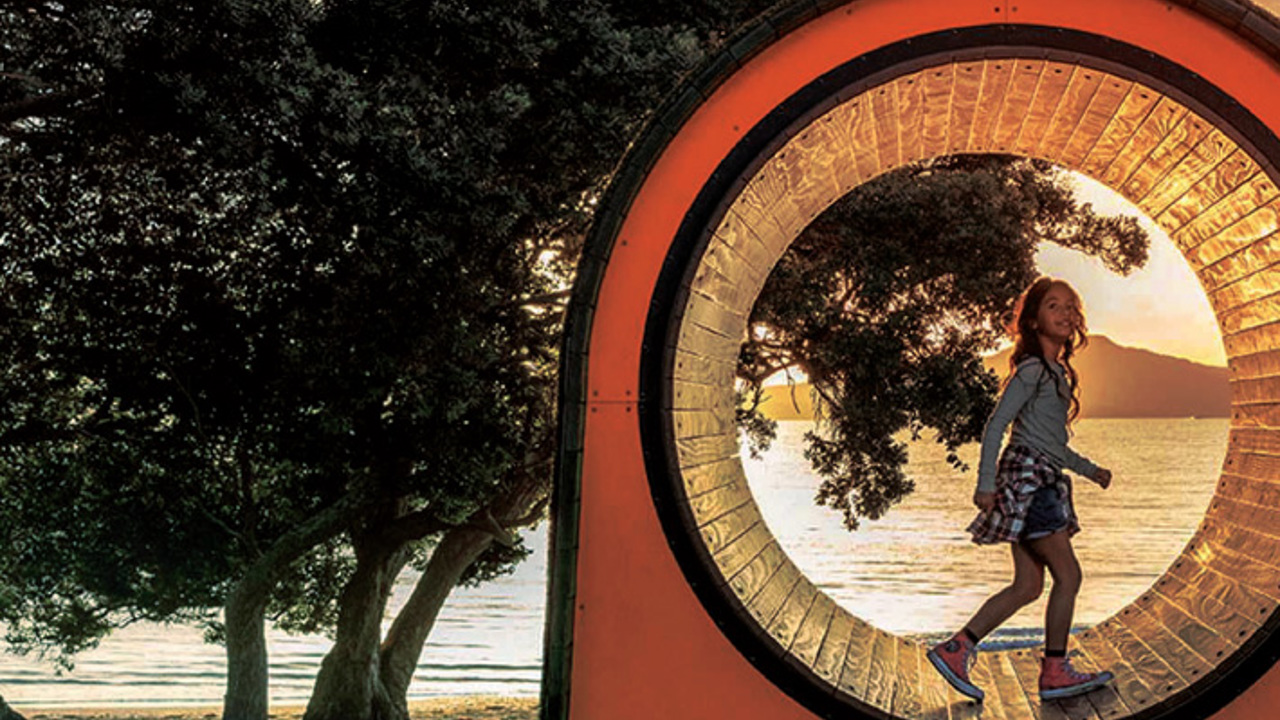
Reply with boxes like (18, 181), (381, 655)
(0, 88), (94, 125)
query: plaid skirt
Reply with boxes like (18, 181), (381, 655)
(967, 444), (1080, 545)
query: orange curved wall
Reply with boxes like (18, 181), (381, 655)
(571, 1), (1280, 717)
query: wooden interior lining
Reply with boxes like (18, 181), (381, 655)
(667, 55), (1280, 718)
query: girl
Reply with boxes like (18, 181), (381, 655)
(926, 276), (1115, 702)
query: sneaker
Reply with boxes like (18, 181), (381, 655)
(1039, 655), (1114, 700)
(927, 635), (984, 702)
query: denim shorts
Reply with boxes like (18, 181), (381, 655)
(1022, 486), (1069, 540)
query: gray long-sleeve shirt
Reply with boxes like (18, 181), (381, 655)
(976, 356), (1099, 492)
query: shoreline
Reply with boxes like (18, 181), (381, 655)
(18, 695), (538, 720)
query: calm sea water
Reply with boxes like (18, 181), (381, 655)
(0, 418), (1227, 707)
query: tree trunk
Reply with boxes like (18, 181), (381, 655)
(223, 581), (269, 720)
(0, 695), (26, 720)
(378, 526), (495, 710)
(303, 538), (409, 720)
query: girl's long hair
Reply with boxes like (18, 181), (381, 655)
(1005, 276), (1088, 424)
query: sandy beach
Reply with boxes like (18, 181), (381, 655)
(18, 696), (538, 720)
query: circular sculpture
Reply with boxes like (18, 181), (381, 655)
(547, 3), (1280, 720)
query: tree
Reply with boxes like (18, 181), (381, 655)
(738, 155), (1149, 529)
(0, 1), (772, 719)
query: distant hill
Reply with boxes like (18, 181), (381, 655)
(755, 335), (1229, 420)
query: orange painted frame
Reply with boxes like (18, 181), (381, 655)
(559, 1), (1280, 719)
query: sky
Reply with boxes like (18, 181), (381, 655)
(1039, 172), (1226, 368)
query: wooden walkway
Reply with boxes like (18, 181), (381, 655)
(669, 52), (1280, 720)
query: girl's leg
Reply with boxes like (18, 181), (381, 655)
(1026, 530), (1082, 652)
(963, 540), (1045, 639)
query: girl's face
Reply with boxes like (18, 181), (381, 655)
(1034, 283), (1081, 343)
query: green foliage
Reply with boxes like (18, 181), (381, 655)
(0, 0), (777, 671)
(738, 155), (1149, 530)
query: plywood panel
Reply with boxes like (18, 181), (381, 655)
(1188, 203), (1280, 271)
(890, 638), (924, 719)
(773, 122), (843, 234)
(1222, 322), (1280, 363)
(968, 653), (1012, 720)
(1184, 531), (1280, 603)
(1227, 350), (1280, 382)
(728, 542), (789, 606)
(675, 431), (738, 469)
(1116, 603), (1215, 687)
(813, 608), (855, 687)
(1007, 649), (1092, 720)
(1073, 625), (1157, 712)
(1226, 426), (1280, 456)
(1172, 171), (1279, 257)
(672, 408), (735, 440)
(682, 291), (747, 342)
(697, 500), (759, 554)
(675, 321), (741, 365)
(711, 207), (775, 280)
(672, 347), (737, 388)
(680, 456), (744, 499)
(1155, 568), (1260, 652)
(746, 560), (801, 629)
(863, 628), (899, 711)
(671, 379), (733, 412)
(914, 640), (953, 720)
(1197, 231), (1280, 294)
(690, 250), (760, 317)
(689, 479), (753, 528)
(1219, 290), (1280, 337)
(713, 519), (773, 579)
(1136, 585), (1237, 671)
(790, 591), (837, 670)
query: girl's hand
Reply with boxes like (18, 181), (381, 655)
(973, 490), (996, 512)
(1093, 467), (1112, 489)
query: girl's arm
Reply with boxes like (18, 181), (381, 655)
(1061, 445), (1100, 480)
(975, 362), (1040, 493)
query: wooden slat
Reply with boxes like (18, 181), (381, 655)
(968, 59), (1015, 153)
(1059, 639), (1131, 720)
(790, 592), (837, 668)
(1171, 171), (1279, 256)
(672, 408), (735, 440)
(1015, 61), (1074, 158)
(871, 81), (902, 174)
(682, 292), (747, 343)
(1073, 625), (1158, 713)
(675, 431), (738, 469)
(1198, 516), (1280, 568)
(863, 628), (899, 711)
(1226, 426), (1280, 455)
(1227, 350), (1280, 383)
(990, 59), (1045, 154)
(672, 347), (736, 387)
(1102, 97), (1189, 196)
(741, 159), (805, 249)
(1154, 569), (1258, 654)
(1188, 202), (1280, 272)
(1114, 603), (1214, 691)
(1197, 229), (1280, 294)
(689, 479), (752, 528)
(1100, 617), (1189, 699)
(671, 378), (733, 412)
(1006, 649), (1075, 720)
(1133, 589), (1232, 675)
(1180, 535), (1280, 604)
(1218, 289), (1280, 337)
(727, 540), (788, 605)
(680, 456), (743, 499)
(675, 322), (740, 366)
(1079, 82), (1161, 179)
(1138, 128), (1238, 219)
(848, 96), (884, 183)
(813, 607), (856, 688)
(1120, 110), (1209, 205)
(1158, 153), (1262, 235)
(774, 121), (842, 234)
(692, 241), (764, 314)
(1222, 319), (1280, 360)
(1059, 74), (1133, 170)
(836, 616), (878, 702)
(967, 653), (1011, 720)
(767, 576), (819, 653)
(697, 500), (759, 553)
(921, 64), (955, 159)
(1038, 65), (1105, 162)
(890, 638), (924, 719)
(1208, 494), (1280, 537)
(714, 205), (776, 279)
(746, 560), (800, 629)
(948, 60), (985, 154)
(914, 640), (953, 720)
(712, 519), (772, 579)
(896, 70), (927, 165)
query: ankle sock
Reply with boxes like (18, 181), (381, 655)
(961, 628), (980, 646)
(1045, 647), (1067, 658)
